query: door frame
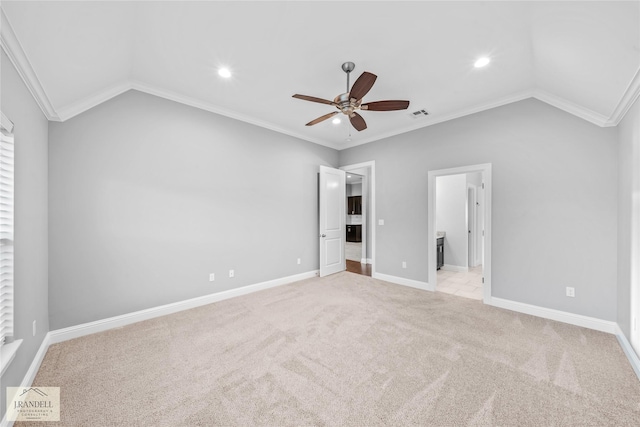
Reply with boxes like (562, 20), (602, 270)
(428, 163), (492, 303)
(341, 161), (376, 273)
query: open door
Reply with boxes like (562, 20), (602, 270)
(319, 165), (346, 277)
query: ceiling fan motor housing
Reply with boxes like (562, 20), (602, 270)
(334, 93), (361, 116)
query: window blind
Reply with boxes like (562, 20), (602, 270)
(0, 112), (14, 346)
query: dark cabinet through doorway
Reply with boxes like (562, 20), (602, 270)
(346, 225), (362, 242)
(348, 196), (362, 215)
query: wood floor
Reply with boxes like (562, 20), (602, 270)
(346, 259), (371, 276)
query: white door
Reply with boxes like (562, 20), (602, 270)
(467, 186), (474, 268)
(319, 165), (346, 277)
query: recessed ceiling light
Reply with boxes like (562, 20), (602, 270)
(347, 175), (352, 178)
(332, 117), (341, 125)
(474, 57), (491, 68)
(218, 67), (232, 78)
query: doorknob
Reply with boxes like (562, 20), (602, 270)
(320, 234), (326, 238)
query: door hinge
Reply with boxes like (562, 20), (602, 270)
(481, 183), (485, 189)
(482, 230), (485, 236)
(482, 277), (485, 284)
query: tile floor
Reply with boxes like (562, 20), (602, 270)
(436, 265), (483, 300)
(345, 242), (362, 262)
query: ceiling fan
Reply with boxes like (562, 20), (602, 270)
(293, 62), (410, 132)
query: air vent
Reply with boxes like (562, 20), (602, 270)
(410, 109), (429, 118)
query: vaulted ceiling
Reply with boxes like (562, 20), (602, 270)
(1, 1), (639, 150)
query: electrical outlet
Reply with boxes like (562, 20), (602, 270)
(402, 261), (407, 269)
(209, 273), (215, 282)
(566, 287), (575, 297)
(297, 258), (301, 265)
(378, 219), (384, 226)
(229, 269), (235, 278)
(32, 320), (36, 337)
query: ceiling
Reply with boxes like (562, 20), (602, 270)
(346, 173), (363, 185)
(1, 1), (639, 150)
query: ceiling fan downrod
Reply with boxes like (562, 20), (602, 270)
(341, 62), (355, 93)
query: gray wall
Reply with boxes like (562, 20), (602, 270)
(48, 90), (338, 329)
(617, 95), (640, 341)
(348, 182), (362, 197)
(0, 50), (50, 417)
(340, 98), (619, 321)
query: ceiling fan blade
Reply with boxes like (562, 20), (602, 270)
(349, 112), (367, 131)
(305, 111), (339, 126)
(361, 100), (410, 111)
(349, 72), (377, 101)
(293, 94), (336, 106)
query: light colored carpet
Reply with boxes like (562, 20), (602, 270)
(19, 272), (640, 426)
(345, 242), (361, 262)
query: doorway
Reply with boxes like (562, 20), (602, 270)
(428, 164), (492, 303)
(344, 172), (370, 276)
(341, 161), (375, 277)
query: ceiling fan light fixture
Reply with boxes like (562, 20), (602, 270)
(332, 117), (341, 125)
(474, 57), (491, 68)
(218, 67), (232, 78)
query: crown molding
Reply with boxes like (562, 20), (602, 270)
(532, 89), (610, 127)
(607, 66), (640, 126)
(129, 81), (341, 150)
(0, 8), (58, 121)
(55, 82), (131, 121)
(2, 0), (636, 147)
(339, 90), (535, 150)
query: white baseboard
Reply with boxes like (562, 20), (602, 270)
(373, 272), (429, 291)
(0, 334), (51, 427)
(489, 297), (617, 334)
(614, 324), (640, 381)
(442, 264), (469, 273)
(49, 270), (318, 344)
